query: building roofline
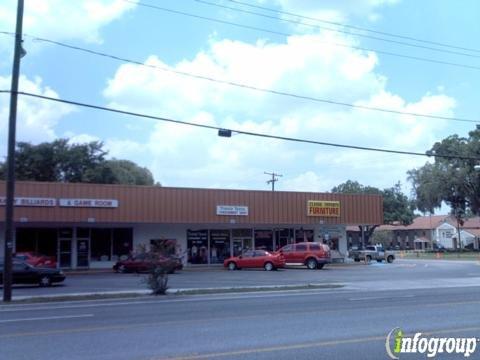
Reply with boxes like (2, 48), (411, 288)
(0, 180), (383, 198)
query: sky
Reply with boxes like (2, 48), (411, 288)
(0, 0), (479, 204)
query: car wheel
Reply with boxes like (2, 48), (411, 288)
(317, 263), (325, 270)
(387, 255), (394, 263)
(39, 276), (52, 287)
(365, 255), (372, 263)
(264, 262), (274, 271)
(306, 258), (317, 270)
(118, 265), (127, 273)
(354, 258), (360, 262)
(228, 262), (237, 271)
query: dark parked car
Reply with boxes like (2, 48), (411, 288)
(113, 254), (183, 274)
(0, 260), (65, 287)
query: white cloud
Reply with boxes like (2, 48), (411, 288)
(0, 0), (136, 55)
(282, 171), (330, 192)
(97, 30), (453, 191)
(65, 133), (100, 145)
(0, 75), (73, 152)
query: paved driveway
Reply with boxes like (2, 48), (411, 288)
(3, 258), (480, 298)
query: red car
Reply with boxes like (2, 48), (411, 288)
(277, 242), (331, 269)
(224, 250), (285, 271)
(13, 252), (57, 268)
(113, 254), (183, 274)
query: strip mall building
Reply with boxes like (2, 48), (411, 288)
(0, 181), (383, 269)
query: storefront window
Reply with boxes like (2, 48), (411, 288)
(210, 230), (230, 264)
(232, 229), (252, 238)
(91, 229), (112, 261)
(187, 229), (208, 264)
(16, 228), (57, 257)
(77, 227), (90, 239)
(295, 229), (314, 243)
(255, 229), (273, 251)
(113, 228), (133, 261)
(328, 238), (339, 251)
(275, 228), (293, 250)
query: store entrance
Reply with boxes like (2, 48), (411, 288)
(232, 238), (253, 257)
(76, 239), (90, 268)
(274, 228), (293, 251)
(59, 239), (72, 268)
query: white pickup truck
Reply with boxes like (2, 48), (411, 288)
(348, 245), (395, 263)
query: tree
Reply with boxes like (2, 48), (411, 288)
(382, 183), (416, 225)
(0, 139), (156, 186)
(370, 230), (394, 248)
(331, 180), (381, 195)
(104, 159), (154, 186)
(331, 180), (415, 225)
(408, 129), (480, 246)
(331, 180), (415, 244)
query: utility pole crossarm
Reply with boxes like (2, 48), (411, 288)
(264, 171), (283, 192)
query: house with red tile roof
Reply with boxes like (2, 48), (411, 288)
(346, 215), (480, 250)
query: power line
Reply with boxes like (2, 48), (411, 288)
(1, 89), (479, 161)
(2, 32), (477, 125)
(224, 0), (480, 54)
(194, 0), (480, 59)
(123, 0), (480, 71)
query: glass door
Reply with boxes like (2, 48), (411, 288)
(58, 228), (73, 268)
(232, 238), (253, 256)
(275, 228), (292, 251)
(77, 239), (90, 268)
(58, 239), (72, 268)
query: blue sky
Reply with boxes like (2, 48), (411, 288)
(0, 0), (479, 206)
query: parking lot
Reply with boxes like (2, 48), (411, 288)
(4, 258), (480, 298)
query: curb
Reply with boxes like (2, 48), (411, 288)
(6, 283), (345, 303)
(166, 283), (344, 295)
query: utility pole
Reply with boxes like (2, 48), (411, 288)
(264, 171), (282, 192)
(265, 172), (282, 251)
(3, 0), (25, 302)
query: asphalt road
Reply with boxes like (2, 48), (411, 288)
(2, 285), (480, 360)
(5, 258), (480, 297)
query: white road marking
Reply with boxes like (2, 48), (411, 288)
(0, 314), (94, 323)
(349, 295), (415, 301)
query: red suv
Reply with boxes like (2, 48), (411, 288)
(277, 242), (331, 269)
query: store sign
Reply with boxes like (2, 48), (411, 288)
(216, 205), (248, 216)
(307, 200), (340, 217)
(59, 198), (118, 208)
(0, 197), (56, 207)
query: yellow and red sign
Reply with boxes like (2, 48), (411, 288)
(307, 200), (340, 217)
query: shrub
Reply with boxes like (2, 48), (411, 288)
(136, 242), (178, 295)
